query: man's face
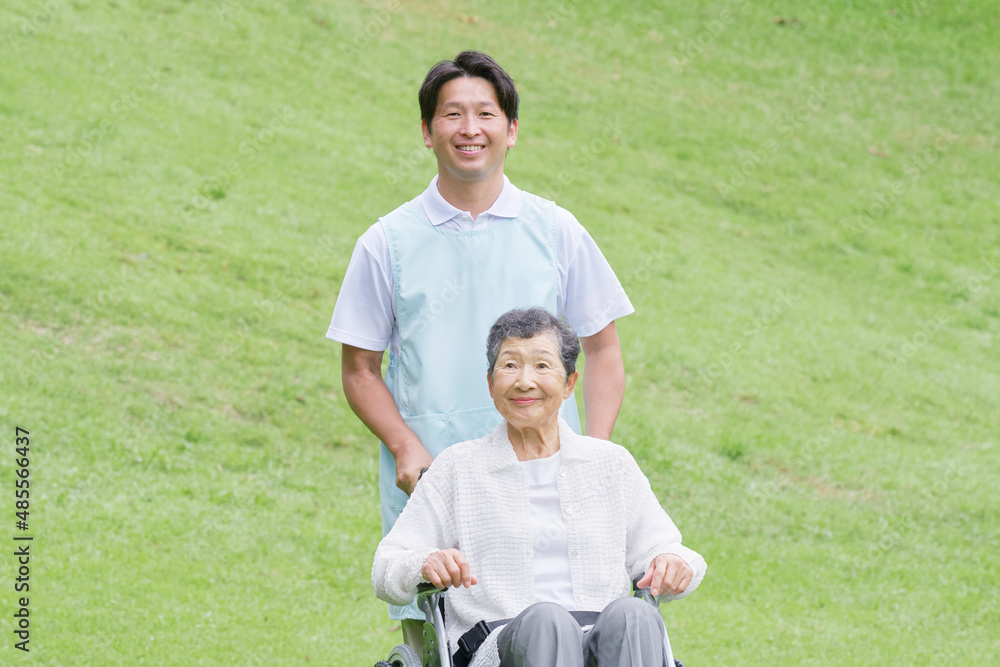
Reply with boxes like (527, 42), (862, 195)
(422, 76), (518, 185)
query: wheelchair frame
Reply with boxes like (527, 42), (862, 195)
(417, 583), (451, 667)
(375, 581), (673, 667)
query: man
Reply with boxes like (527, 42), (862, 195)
(327, 51), (633, 641)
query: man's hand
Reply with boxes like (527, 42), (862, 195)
(422, 549), (478, 590)
(341, 344), (432, 496)
(396, 443), (434, 496)
(637, 553), (693, 597)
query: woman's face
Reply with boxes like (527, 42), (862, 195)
(488, 332), (577, 431)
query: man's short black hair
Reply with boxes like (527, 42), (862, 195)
(419, 50), (519, 132)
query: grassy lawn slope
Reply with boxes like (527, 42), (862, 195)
(1, 0), (997, 664)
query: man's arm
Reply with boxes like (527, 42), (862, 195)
(341, 343), (433, 495)
(579, 321), (625, 440)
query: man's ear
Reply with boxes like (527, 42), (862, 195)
(506, 118), (518, 148)
(563, 370), (578, 399)
(422, 119), (433, 148)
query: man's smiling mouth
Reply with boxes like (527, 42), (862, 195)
(457, 145), (485, 152)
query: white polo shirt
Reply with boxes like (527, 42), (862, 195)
(327, 175), (634, 354)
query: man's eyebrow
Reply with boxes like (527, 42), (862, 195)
(439, 100), (500, 109)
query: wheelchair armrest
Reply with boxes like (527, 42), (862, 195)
(632, 578), (661, 608)
(417, 582), (443, 594)
(416, 583), (446, 621)
(415, 583), (452, 667)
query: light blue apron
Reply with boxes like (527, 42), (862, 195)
(380, 190), (582, 619)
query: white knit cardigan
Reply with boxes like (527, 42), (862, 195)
(371, 420), (707, 667)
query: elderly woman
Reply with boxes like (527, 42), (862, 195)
(372, 308), (707, 667)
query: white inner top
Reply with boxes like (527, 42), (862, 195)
(519, 450), (575, 610)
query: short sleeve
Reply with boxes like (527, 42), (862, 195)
(326, 222), (395, 351)
(556, 207), (635, 337)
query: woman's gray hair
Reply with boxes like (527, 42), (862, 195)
(486, 307), (580, 382)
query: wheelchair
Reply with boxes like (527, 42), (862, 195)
(374, 581), (684, 667)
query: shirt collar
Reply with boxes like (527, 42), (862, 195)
(418, 174), (521, 226)
(485, 418), (580, 473)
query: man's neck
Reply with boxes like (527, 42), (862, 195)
(435, 171), (505, 220)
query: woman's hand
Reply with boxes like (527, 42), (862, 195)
(421, 549), (478, 590)
(637, 553), (693, 597)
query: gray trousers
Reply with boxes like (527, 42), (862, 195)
(496, 598), (671, 667)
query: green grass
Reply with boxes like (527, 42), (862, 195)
(1, 0), (998, 664)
